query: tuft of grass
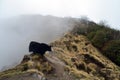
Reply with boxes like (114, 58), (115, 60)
(64, 66), (89, 78)
(0, 69), (24, 79)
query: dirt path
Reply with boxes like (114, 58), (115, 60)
(45, 53), (65, 75)
(45, 53), (74, 80)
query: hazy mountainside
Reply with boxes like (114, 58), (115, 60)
(0, 15), (74, 70)
(70, 18), (120, 66)
(0, 33), (120, 80)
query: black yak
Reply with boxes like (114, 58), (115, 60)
(29, 41), (52, 56)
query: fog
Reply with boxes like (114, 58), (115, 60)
(0, 15), (73, 71)
(1, 0), (119, 71)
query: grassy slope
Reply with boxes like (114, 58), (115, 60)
(0, 33), (120, 80)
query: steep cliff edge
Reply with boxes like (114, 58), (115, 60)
(0, 33), (120, 80)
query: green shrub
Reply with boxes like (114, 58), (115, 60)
(102, 40), (120, 66)
(90, 29), (110, 48)
(87, 32), (96, 40)
(70, 18), (120, 66)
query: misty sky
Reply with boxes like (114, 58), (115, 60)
(0, 0), (120, 29)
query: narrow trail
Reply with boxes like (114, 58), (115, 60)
(45, 53), (74, 80)
(45, 53), (65, 75)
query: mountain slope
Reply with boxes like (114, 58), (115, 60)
(0, 33), (120, 80)
(0, 15), (74, 70)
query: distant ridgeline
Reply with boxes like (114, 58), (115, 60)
(70, 18), (120, 66)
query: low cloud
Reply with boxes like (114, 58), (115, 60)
(0, 15), (73, 70)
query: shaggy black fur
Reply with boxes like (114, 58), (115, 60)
(29, 41), (52, 56)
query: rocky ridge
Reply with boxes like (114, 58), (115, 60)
(0, 33), (120, 80)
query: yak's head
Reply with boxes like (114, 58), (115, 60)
(47, 45), (52, 51)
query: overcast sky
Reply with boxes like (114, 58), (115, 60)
(0, 0), (120, 29)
